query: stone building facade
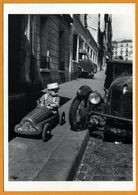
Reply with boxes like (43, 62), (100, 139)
(8, 14), (73, 132)
(98, 14), (113, 70)
(112, 39), (133, 61)
(39, 15), (73, 85)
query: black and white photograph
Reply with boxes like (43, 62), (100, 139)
(4, 3), (135, 191)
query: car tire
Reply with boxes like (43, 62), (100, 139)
(93, 66), (97, 74)
(78, 69), (82, 78)
(90, 72), (94, 79)
(69, 97), (89, 131)
(42, 123), (51, 142)
(60, 112), (66, 126)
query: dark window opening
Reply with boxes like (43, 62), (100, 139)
(40, 16), (49, 69)
(40, 55), (50, 69)
(73, 34), (78, 61)
(59, 30), (65, 71)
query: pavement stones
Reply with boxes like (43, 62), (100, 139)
(74, 137), (132, 181)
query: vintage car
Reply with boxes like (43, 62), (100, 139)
(77, 49), (97, 78)
(69, 59), (133, 142)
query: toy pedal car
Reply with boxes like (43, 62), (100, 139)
(14, 105), (65, 142)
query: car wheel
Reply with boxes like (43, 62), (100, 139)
(93, 66), (97, 74)
(69, 97), (89, 131)
(60, 112), (66, 126)
(42, 123), (51, 142)
(78, 68), (82, 78)
(89, 72), (94, 79)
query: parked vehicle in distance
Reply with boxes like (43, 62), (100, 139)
(69, 59), (133, 142)
(77, 49), (97, 78)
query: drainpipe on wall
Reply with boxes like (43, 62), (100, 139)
(76, 34), (80, 63)
(69, 24), (73, 79)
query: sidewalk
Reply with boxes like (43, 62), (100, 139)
(74, 137), (132, 181)
(9, 81), (90, 181)
(9, 71), (106, 181)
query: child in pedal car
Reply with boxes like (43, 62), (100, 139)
(37, 82), (60, 114)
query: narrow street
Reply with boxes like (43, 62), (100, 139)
(8, 70), (132, 182)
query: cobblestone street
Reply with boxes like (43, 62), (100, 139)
(74, 135), (132, 181)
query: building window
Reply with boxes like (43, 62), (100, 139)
(73, 34), (78, 61)
(91, 50), (92, 58)
(40, 16), (50, 70)
(93, 52), (95, 62)
(85, 43), (87, 50)
(87, 46), (89, 53)
(59, 30), (65, 71)
(79, 38), (84, 50)
(40, 55), (50, 69)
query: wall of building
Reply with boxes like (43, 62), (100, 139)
(33, 15), (72, 87)
(87, 14), (98, 43)
(32, 15), (41, 69)
(97, 14), (113, 70)
(112, 40), (133, 61)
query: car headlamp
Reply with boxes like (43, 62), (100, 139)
(123, 85), (128, 94)
(89, 92), (102, 104)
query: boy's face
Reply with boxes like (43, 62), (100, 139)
(49, 88), (59, 95)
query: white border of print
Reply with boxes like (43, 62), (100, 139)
(4, 3), (136, 191)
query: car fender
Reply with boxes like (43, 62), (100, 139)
(76, 85), (93, 98)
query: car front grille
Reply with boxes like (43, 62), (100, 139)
(122, 91), (132, 119)
(110, 87), (121, 116)
(110, 88), (132, 120)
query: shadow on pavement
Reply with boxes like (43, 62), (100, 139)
(60, 96), (71, 106)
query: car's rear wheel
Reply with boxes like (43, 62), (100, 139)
(93, 66), (97, 74)
(77, 68), (82, 77)
(89, 72), (94, 78)
(69, 97), (89, 131)
(42, 123), (51, 142)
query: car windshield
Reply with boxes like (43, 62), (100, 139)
(113, 63), (132, 80)
(104, 60), (132, 89)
